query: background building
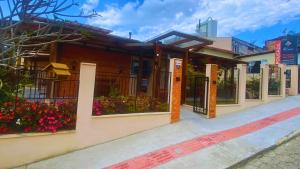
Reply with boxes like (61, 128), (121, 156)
(265, 34), (300, 65)
(195, 17), (218, 38)
(209, 37), (265, 55)
(194, 18), (265, 55)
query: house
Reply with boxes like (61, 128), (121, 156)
(18, 18), (245, 111)
(237, 51), (275, 65)
(19, 20), (216, 105)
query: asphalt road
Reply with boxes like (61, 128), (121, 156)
(235, 134), (300, 169)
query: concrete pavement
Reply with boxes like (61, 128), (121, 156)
(15, 96), (300, 169)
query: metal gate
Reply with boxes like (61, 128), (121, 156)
(193, 76), (209, 115)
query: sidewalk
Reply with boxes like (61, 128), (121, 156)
(16, 96), (300, 169)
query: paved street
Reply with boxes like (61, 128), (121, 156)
(236, 135), (300, 169)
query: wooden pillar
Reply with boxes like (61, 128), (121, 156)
(137, 56), (143, 94)
(206, 64), (218, 119)
(170, 58), (183, 123)
(152, 43), (162, 98)
(181, 50), (188, 104)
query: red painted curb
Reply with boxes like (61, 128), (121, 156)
(104, 107), (300, 169)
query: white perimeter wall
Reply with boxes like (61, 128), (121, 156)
(0, 63), (172, 168)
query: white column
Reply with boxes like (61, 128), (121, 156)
(278, 64), (286, 97)
(261, 64), (269, 102)
(76, 63), (96, 138)
(237, 64), (247, 105)
(287, 65), (299, 96)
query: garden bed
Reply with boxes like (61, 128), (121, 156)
(0, 99), (77, 135)
(92, 96), (170, 116)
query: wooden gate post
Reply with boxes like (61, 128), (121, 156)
(206, 64), (218, 119)
(169, 58), (183, 123)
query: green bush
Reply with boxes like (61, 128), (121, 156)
(0, 68), (32, 104)
(246, 76), (260, 99)
(93, 96), (169, 115)
(268, 78), (281, 95)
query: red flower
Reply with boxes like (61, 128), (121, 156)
(31, 102), (38, 111)
(0, 125), (10, 134)
(1, 100), (77, 134)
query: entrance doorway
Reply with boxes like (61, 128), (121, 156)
(193, 76), (209, 115)
(185, 75), (209, 115)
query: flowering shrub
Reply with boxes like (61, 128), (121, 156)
(92, 100), (103, 116)
(0, 100), (77, 135)
(92, 96), (169, 116)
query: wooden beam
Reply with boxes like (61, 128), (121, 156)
(124, 43), (154, 47)
(183, 43), (205, 50)
(159, 44), (187, 53)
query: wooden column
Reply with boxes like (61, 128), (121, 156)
(206, 64), (218, 119)
(181, 50), (188, 104)
(152, 43), (162, 98)
(137, 56), (143, 94)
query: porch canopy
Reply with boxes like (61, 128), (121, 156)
(125, 30), (213, 52)
(147, 30), (212, 49)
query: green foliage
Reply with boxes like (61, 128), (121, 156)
(0, 68), (32, 104)
(108, 85), (121, 98)
(246, 76), (260, 99)
(93, 95), (169, 115)
(186, 63), (205, 77)
(268, 78), (281, 95)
